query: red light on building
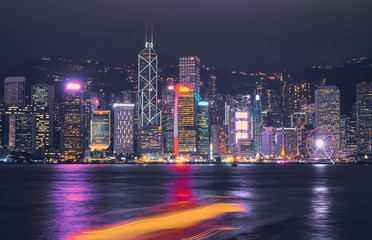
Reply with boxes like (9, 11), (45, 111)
(94, 99), (99, 105)
(189, 57), (195, 60)
(98, 110), (103, 115)
(66, 82), (81, 91)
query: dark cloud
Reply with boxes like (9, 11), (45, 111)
(1, 0), (372, 72)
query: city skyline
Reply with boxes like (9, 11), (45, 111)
(0, 52), (371, 162)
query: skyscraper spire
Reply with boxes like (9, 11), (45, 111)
(145, 25), (148, 45)
(151, 25), (154, 44)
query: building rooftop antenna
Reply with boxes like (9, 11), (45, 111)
(151, 25), (154, 44)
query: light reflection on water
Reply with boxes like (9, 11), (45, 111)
(48, 165), (98, 238)
(308, 165), (335, 240)
(1, 164), (366, 239)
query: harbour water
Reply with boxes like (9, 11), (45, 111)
(0, 164), (371, 239)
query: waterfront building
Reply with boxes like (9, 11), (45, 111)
(174, 84), (196, 155)
(356, 82), (372, 153)
(196, 101), (209, 157)
(274, 128), (298, 156)
(61, 82), (84, 159)
(113, 103), (134, 154)
(346, 102), (357, 153)
(226, 95), (251, 154)
(0, 104), (55, 156)
(315, 85), (341, 153)
(291, 111), (309, 156)
(238, 139), (255, 158)
(2, 105), (34, 154)
(253, 94), (263, 155)
(4, 76), (25, 105)
(138, 126), (163, 154)
(44, 145), (59, 161)
(211, 125), (229, 156)
(137, 27), (162, 154)
(90, 110), (110, 152)
(32, 84), (55, 155)
(0, 105), (7, 148)
(302, 124), (314, 157)
(33, 106), (51, 156)
(179, 56), (201, 91)
(262, 127), (276, 156)
(161, 85), (175, 153)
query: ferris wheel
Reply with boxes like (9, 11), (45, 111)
(306, 127), (337, 159)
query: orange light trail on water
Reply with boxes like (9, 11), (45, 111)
(182, 226), (239, 240)
(66, 203), (245, 240)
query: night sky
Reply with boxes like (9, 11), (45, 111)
(1, 0), (372, 73)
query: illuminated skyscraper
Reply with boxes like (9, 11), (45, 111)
(0, 104), (53, 156)
(253, 94), (263, 155)
(346, 102), (357, 153)
(274, 128), (298, 156)
(32, 84), (55, 155)
(31, 84), (55, 108)
(196, 101), (209, 157)
(137, 26), (161, 127)
(356, 82), (372, 153)
(33, 106), (51, 155)
(161, 85), (175, 153)
(4, 77), (25, 105)
(268, 101), (282, 127)
(90, 110), (110, 150)
(238, 139), (254, 158)
(226, 95), (251, 154)
(62, 82), (84, 159)
(3, 105), (34, 153)
(137, 26), (162, 154)
(211, 125), (229, 156)
(291, 111), (310, 156)
(262, 127), (276, 156)
(209, 93), (227, 126)
(174, 84), (196, 155)
(113, 103), (134, 154)
(179, 56), (201, 90)
(315, 86), (341, 152)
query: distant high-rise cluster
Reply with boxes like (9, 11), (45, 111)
(0, 31), (370, 162)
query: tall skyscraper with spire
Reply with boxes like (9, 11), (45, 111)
(137, 26), (162, 154)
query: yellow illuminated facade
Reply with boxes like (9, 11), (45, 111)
(62, 89), (84, 159)
(174, 84), (196, 155)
